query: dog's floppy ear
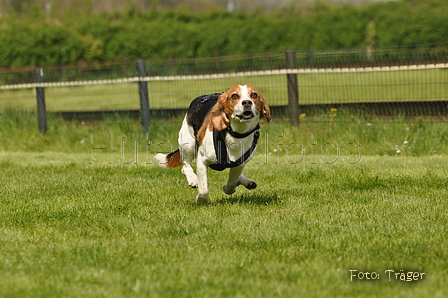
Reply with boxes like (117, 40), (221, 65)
(211, 93), (230, 131)
(260, 95), (271, 123)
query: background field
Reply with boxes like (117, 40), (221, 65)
(0, 112), (447, 297)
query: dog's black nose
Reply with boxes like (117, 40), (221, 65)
(242, 100), (252, 107)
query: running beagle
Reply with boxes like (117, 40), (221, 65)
(154, 84), (271, 205)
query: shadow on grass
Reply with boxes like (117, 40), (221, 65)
(214, 191), (281, 205)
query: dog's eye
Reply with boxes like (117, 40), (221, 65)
(250, 92), (258, 99)
(231, 94), (239, 100)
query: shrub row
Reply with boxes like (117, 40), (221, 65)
(0, 0), (447, 68)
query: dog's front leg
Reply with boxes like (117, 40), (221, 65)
(223, 164), (257, 195)
(195, 158), (210, 205)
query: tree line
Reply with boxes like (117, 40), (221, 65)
(0, 0), (447, 68)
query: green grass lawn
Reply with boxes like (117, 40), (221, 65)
(0, 111), (447, 297)
(0, 152), (447, 297)
(1, 68), (446, 112)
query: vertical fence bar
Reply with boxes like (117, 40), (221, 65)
(34, 68), (47, 134)
(136, 59), (150, 133)
(215, 53), (221, 72)
(285, 51), (299, 126)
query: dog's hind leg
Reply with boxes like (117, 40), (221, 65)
(195, 155), (210, 205)
(180, 143), (197, 188)
(178, 118), (198, 188)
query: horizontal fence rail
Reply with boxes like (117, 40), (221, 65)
(2, 63), (447, 90)
(1, 44), (448, 133)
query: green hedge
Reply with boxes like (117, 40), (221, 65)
(0, 0), (447, 68)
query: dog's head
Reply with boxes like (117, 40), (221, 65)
(211, 84), (271, 131)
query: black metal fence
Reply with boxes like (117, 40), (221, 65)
(1, 43), (447, 133)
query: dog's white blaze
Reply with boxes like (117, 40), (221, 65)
(239, 84), (249, 97)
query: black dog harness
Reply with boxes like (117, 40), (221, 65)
(209, 124), (260, 171)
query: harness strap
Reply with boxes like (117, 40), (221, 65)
(209, 127), (260, 171)
(226, 124), (260, 138)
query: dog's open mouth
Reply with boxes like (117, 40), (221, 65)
(236, 111), (255, 121)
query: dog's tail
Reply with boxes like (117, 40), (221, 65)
(154, 149), (183, 168)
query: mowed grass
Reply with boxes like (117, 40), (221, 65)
(0, 110), (447, 297)
(1, 68), (447, 111)
(0, 152), (447, 297)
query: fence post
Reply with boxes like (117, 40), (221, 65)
(285, 51), (299, 126)
(215, 53), (221, 72)
(34, 68), (47, 134)
(136, 59), (150, 133)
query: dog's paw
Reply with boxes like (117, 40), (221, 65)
(188, 179), (198, 188)
(245, 180), (257, 190)
(223, 185), (236, 195)
(196, 194), (210, 205)
(237, 176), (257, 190)
(182, 168), (198, 188)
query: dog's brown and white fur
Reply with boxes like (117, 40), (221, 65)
(154, 84), (271, 205)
